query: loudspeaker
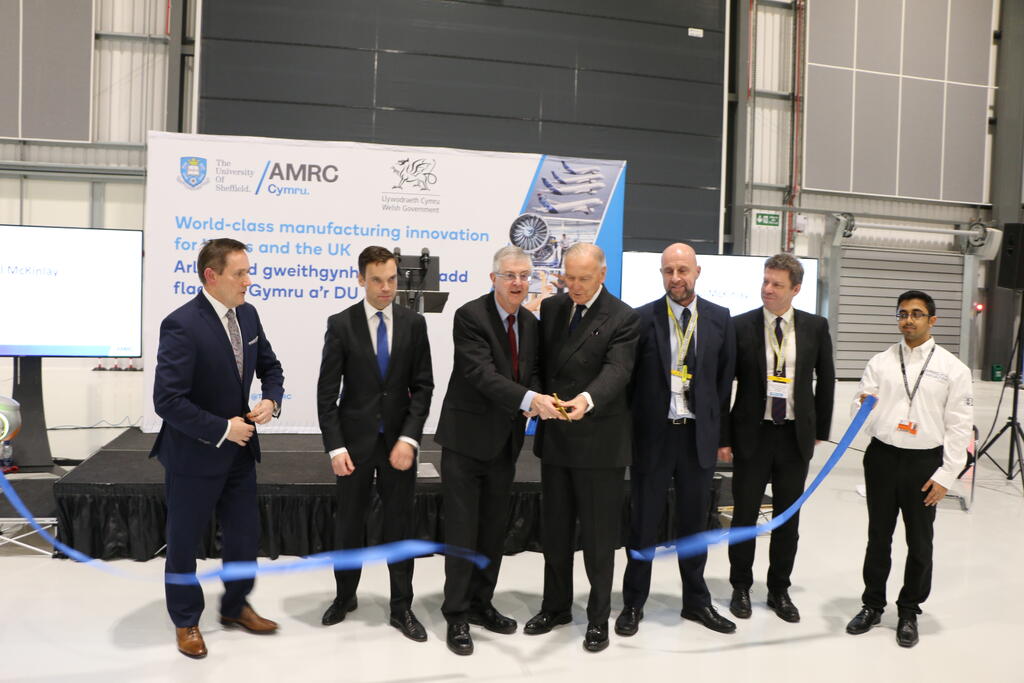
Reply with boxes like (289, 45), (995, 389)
(998, 223), (1024, 290)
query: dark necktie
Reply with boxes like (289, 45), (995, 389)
(507, 314), (519, 381)
(225, 309), (243, 379)
(376, 311), (389, 378)
(772, 316), (786, 424)
(569, 304), (586, 334)
(681, 307), (695, 412)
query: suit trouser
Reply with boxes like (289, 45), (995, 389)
(540, 462), (625, 625)
(440, 440), (517, 623)
(333, 434), (416, 614)
(728, 420), (809, 593)
(861, 438), (943, 617)
(623, 421), (715, 611)
(164, 448), (258, 628)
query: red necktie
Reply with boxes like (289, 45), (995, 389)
(507, 314), (519, 381)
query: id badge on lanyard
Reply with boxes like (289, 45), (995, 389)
(897, 345), (935, 438)
(767, 375), (792, 399)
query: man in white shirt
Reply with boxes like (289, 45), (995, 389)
(315, 246), (434, 642)
(846, 290), (972, 648)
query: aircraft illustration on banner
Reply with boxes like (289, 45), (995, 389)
(534, 193), (604, 215)
(550, 170), (603, 186)
(541, 177), (605, 195)
(560, 160), (602, 175)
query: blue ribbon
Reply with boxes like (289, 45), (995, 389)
(0, 470), (488, 584)
(629, 395), (876, 562)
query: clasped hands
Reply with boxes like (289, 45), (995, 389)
(226, 399), (276, 446)
(524, 393), (587, 422)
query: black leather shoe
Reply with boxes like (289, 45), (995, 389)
(845, 606), (883, 635)
(446, 621), (473, 655)
(321, 596), (357, 626)
(681, 605), (736, 634)
(614, 607), (643, 636)
(467, 606), (517, 634)
(729, 588), (752, 619)
(389, 609), (427, 642)
(896, 617), (919, 648)
(766, 591), (800, 623)
(524, 610), (572, 635)
(583, 622), (609, 653)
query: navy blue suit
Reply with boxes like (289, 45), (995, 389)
(151, 292), (284, 627)
(623, 295), (735, 610)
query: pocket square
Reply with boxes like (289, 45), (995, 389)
(247, 336), (258, 345)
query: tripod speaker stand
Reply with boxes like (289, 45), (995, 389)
(976, 292), (1024, 494)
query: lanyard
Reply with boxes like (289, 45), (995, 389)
(667, 297), (697, 374)
(898, 344), (936, 414)
(766, 316), (791, 376)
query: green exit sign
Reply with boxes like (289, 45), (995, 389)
(754, 211), (781, 227)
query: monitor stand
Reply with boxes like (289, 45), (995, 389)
(10, 357), (59, 473)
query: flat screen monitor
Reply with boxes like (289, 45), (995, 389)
(0, 224), (143, 357)
(621, 252), (819, 314)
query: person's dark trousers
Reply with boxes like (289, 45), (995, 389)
(333, 434), (417, 614)
(164, 448), (259, 627)
(728, 421), (810, 593)
(622, 421), (715, 611)
(861, 438), (943, 617)
(440, 439), (517, 623)
(540, 462), (625, 624)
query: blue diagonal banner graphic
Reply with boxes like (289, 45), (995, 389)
(629, 395), (877, 562)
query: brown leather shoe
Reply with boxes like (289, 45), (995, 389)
(220, 605), (278, 634)
(175, 626), (208, 658)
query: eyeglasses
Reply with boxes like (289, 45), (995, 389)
(896, 311), (930, 321)
(495, 272), (532, 282)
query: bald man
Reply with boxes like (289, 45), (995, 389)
(524, 243), (640, 653)
(616, 243), (738, 638)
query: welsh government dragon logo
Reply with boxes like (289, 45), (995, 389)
(391, 158), (437, 192)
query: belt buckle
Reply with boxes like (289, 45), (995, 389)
(669, 417), (690, 425)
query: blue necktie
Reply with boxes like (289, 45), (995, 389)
(376, 311), (389, 378)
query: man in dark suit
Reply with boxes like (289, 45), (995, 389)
(151, 238), (285, 659)
(722, 253), (834, 623)
(435, 246), (565, 656)
(616, 242), (737, 638)
(523, 243), (640, 653)
(316, 245), (434, 642)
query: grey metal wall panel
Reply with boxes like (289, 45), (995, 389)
(902, 0), (947, 80)
(807, 0), (855, 67)
(835, 247), (963, 378)
(374, 52), (575, 122)
(199, 100), (375, 142)
(21, 0), (92, 141)
(201, 40), (375, 108)
(942, 84), (988, 203)
(457, 0), (725, 29)
(623, 185), (720, 253)
(898, 78), (944, 199)
(804, 65), (853, 192)
(372, 108), (542, 152)
(947, 0), (993, 86)
(201, 0), (377, 49)
(856, 0), (902, 73)
(852, 72), (899, 196)
(0, 0), (19, 137)
(373, 0), (723, 82)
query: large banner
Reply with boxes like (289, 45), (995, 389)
(143, 132), (625, 433)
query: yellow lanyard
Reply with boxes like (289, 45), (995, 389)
(766, 315), (791, 378)
(667, 298), (697, 380)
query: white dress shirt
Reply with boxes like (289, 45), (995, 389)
(202, 288), (239, 448)
(329, 299), (418, 460)
(762, 306), (797, 421)
(494, 294), (537, 413)
(852, 337), (973, 489)
(569, 285), (603, 413)
(667, 295), (698, 419)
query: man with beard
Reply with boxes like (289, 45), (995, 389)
(616, 242), (737, 638)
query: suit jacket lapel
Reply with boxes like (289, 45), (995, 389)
(386, 305), (407, 385)
(195, 294), (242, 387)
(516, 307), (531, 382)
(792, 309), (808, 385)
(653, 296), (671, 387)
(554, 290), (608, 372)
(486, 295), (514, 379)
(352, 304), (383, 384)
(753, 309), (767, 390)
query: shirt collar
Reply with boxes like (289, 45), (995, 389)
(667, 295), (697, 320)
(363, 298), (392, 321)
(899, 336), (935, 357)
(202, 287), (232, 320)
(763, 306), (794, 326)
(494, 293), (518, 323)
